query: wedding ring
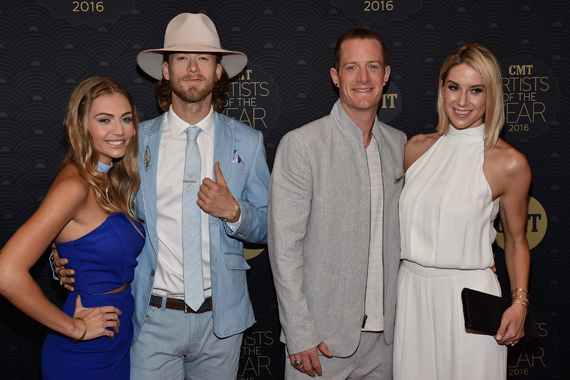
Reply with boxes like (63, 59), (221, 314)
(510, 342), (515, 347)
(293, 359), (303, 368)
(59, 277), (64, 286)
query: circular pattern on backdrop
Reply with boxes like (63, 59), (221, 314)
(495, 197), (547, 250)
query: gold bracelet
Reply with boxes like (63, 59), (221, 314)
(511, 288), (529, 295)
(219, 197), (239, 223)
(512, 298), (529, 308)
(512, 294), (530, 304)
(68, 317), (87, 343)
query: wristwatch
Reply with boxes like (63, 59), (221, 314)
(219, 197), (240, 223)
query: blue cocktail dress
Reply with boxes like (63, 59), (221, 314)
(41, 212), (145, 380)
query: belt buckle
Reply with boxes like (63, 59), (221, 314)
(184, 303), (192, 313)
(150, 295), (162, 309)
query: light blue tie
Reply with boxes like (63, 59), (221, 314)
(182, 126), (205, 311)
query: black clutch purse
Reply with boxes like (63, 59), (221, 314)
(461, 287), (538, 340)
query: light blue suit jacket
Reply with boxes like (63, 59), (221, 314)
(132, 111), (269, 340)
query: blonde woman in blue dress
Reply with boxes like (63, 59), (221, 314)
(393, 42), (531, 379)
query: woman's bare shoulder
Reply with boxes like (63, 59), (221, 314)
(404, 132), (440, 170)
(48, 165), (90, 207)
(487, 139), (531, 178)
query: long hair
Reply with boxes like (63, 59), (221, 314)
(333, 28), (388, 70)
(61, 76), (140, 221)
(156, 53), (230, 113)
(436, 42), (504, 150)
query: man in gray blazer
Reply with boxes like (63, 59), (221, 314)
(268, 28), (406, 379)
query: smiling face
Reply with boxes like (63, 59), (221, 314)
(441, 63), (487, 130)
(330, 38), (390, 119)
(163, 52), (222, 107)
(88, 92), (135, 165)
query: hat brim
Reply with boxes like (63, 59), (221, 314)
(137, 47), (247, 80)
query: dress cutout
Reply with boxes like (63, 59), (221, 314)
(41, 213), (145, 380)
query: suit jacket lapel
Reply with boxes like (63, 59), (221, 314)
(140, 114), (165, 249)
(213, 112), (233, 185)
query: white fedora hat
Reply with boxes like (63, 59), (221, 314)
(137, 13), (248, 79)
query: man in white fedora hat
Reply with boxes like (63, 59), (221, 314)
(131, 12), (269, 379)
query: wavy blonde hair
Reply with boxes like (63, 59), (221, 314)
(62, 76), (140, 221)
(436, 42), (504, 150)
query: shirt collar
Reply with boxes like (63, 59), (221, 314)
(332, 99), (379, 146)
(166, 105), (215, 138)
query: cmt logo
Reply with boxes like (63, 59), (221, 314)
(495, 197), (546, 250)
(508, 64), (534, 75)
(377, 82), (401, 123)
(380, 93), (398, 109)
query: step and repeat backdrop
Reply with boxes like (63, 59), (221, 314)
(1, 0), (568, 379)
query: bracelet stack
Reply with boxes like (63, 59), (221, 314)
(511, 287), (530, 309)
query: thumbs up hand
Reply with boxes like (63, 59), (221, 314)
(198, 162), (240, 222)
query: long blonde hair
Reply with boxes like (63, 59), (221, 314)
(61, 76), (140, 221)
(436, 42), (504, 150)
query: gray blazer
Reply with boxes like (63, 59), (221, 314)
(268, 100), (406, 357)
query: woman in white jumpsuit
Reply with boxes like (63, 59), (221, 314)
(393, 42), (531, 380)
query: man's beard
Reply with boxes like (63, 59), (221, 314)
(170, 76), (216, 104)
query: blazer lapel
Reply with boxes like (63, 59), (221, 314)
(140, 114), (165, 250)
(213, 112), (234, 185)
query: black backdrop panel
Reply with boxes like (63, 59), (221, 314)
(1, 0), (568, 379)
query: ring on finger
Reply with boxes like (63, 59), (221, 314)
(293, 359), (303, 368)
(510, 341), (515, 347)
(59, 277), (64, 286)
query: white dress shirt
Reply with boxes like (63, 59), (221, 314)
(363, 134), (384, 331)
(153, 106), (239, 300)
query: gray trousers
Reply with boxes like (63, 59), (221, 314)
(285, 332), (393, 380)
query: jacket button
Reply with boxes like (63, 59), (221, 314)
(150, 270), (155, 277)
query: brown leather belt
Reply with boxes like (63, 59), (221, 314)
(149, 295), (212, 314)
